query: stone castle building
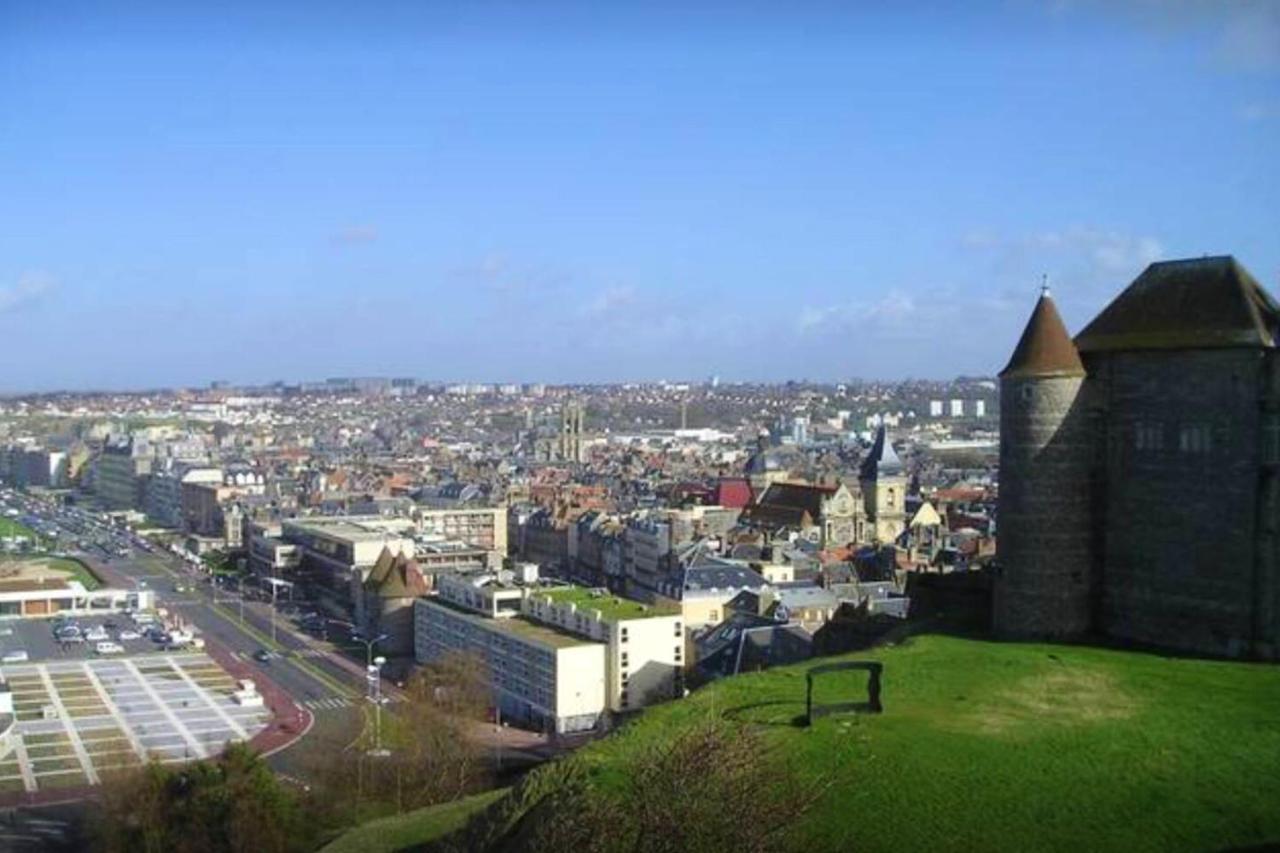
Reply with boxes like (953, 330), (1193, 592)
(996, 256), (1280, 660)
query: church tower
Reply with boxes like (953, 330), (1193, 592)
(859, 425), (907, 544)
(994, 287), (1095, 638)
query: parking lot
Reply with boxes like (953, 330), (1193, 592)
(0, 615), (272, 795)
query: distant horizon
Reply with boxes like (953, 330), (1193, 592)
(0, 373), (1001, 398)
(2, 2), (1276, 390)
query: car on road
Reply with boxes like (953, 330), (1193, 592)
(95, 641), (124, 655)
(252, 649), (273, 663)
(54, 625), (82, 641)
(2, 650), (29, 663)
(118, 630), (141, 641)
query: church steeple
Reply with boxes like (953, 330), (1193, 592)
(1000, 288), (1085, 379)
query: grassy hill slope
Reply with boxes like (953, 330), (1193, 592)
(443, 635), (1280, 852)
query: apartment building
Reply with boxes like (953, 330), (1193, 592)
(414, 592), (606, 734)
(524, 588), (683, 712)
(415, 506), (507, 554)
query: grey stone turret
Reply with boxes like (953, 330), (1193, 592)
(994, 289), (1095, 638)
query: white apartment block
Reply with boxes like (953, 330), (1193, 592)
(416, 575), (683, 733)
(522, 589), (683, 713)
(414, 596), (606, 734)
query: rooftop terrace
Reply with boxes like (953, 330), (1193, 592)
(537, 586), (680, 621)
(422, 597), (596, 650)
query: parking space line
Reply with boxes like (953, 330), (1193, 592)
(81, 662), (149, 763)
(35, 667), (99, 785)
(121, 659), (207, 760)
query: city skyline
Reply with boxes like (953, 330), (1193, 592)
(2, 1), (1277, 391)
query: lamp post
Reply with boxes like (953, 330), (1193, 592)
(367, 656), (389, 757)
(330, 620), (387, 667)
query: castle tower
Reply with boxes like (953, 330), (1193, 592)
(995, 287), (1095, 638)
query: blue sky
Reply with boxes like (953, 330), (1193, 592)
(1, 1), (1277, 390)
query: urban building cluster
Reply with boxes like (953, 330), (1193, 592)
(0, 371), (999, 731)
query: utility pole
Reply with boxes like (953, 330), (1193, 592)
(237, 575), (244, 625)
(270, 581), (278, 645)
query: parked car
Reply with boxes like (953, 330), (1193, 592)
(55, 626), (82, 641)
(2, 650), (29, 663)
(252, 649), (273, 663)
(95, 642), (124, 655)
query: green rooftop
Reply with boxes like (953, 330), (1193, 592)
(538, 586), (680, 622)
(421, 597), (594, 650)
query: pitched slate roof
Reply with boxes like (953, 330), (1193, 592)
(1000, 290), (1086, 379)
(1075, 256), (1278, 353)
(860, 425), (904, 480)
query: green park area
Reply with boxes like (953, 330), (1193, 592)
(409, 634), (1280, 852)
(0, 554), (102, 590)
(0, 517), (37, 540)
(321, 789), (509, 853)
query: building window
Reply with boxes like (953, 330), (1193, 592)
(1134, 421), (1164, 452)
(1263, 417), (1280, 465)
(620, 652), (628, 666)
(709, 610), (719, 622)
(620, 628), (629, 643)
(1179, 424), (1212, 454)
(673, 623), (682, 636)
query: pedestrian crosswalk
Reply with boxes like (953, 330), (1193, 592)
(302, 694), (406, 712)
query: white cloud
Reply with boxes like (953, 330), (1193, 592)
(797, 289), (919, 336)
(964, 226), (1165, 287)
(329, 224), (379, 246)
(0, 271), (56, 314)
(581, 285), (637, 318)
(1239, 101), (1279, 123)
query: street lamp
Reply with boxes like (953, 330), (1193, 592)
(367, 656), (389, 757)
(330, 620), (388, 667)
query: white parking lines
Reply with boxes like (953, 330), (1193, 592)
(36, 668), (99, 785)
(10, 738), (36, 793)
(121, 660), (207, 760)
(80, 663), (149, 762)
(303, 696), (353, 711)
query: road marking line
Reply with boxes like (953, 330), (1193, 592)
(78, 663), (150, 764)
(11, 738), (37, 793)
(121, 659), (207, 760)
(36, 666), (99, 785)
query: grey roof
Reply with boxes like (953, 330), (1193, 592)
(1076, 256), (1278, 353)
(860, 425), (903, 480)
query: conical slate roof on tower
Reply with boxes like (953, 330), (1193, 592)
(999, 289), (1086, 379)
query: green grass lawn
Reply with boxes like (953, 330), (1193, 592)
(0, 555), (102, 590)
(321, 788), (509, 853)
(0, 517), (37, 540)
(461, 635), (1280, 852)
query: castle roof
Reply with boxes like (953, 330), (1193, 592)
(1000, 290), (1086, 379)
(1075, 256), (1278, 353)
